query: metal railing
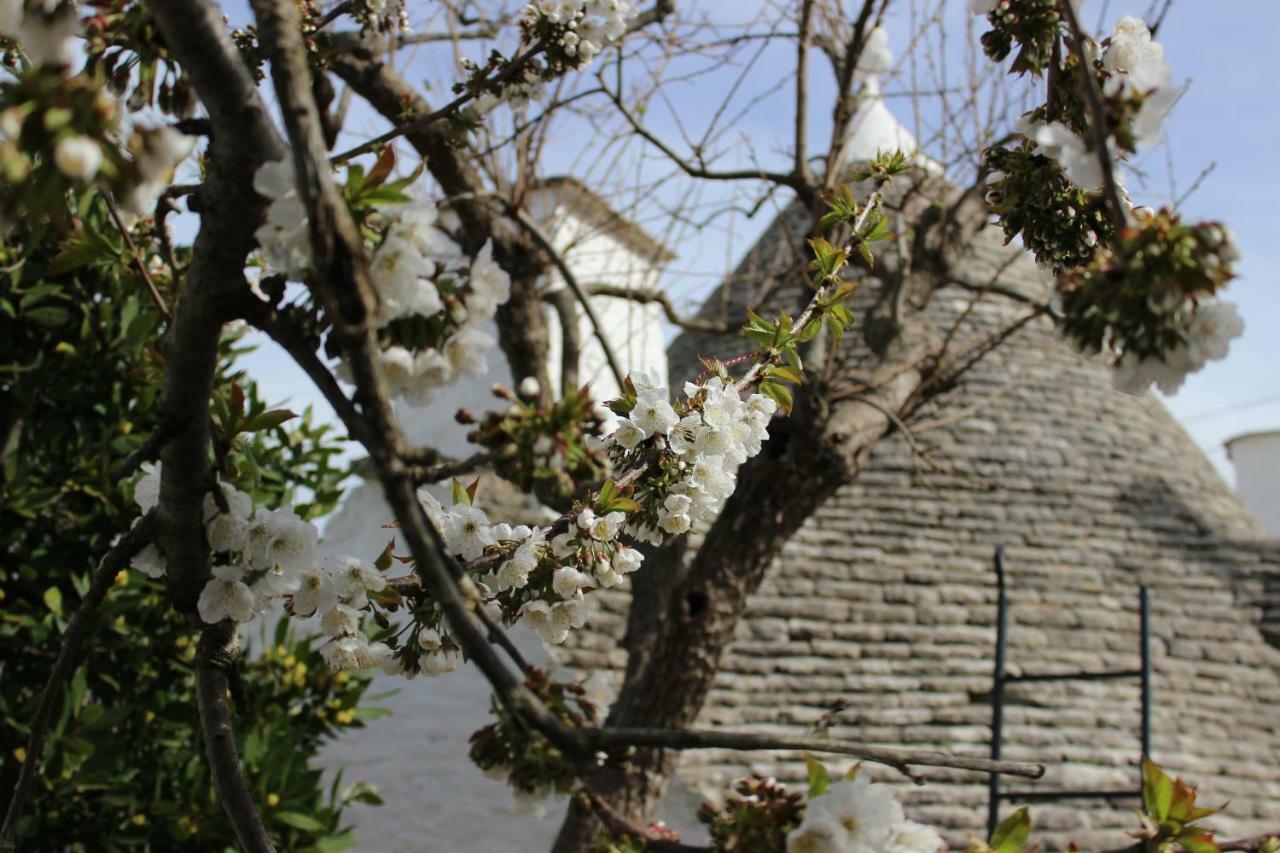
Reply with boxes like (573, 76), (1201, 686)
(986, 545), (1151, 837)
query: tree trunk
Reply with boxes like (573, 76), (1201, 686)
(552, 352), (923, 850)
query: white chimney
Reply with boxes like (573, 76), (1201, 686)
(1226, 429), (1280, 537)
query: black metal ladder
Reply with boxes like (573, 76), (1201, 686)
(986, 545), (1152, 837)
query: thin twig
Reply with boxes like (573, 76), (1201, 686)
(508, 206), (626, 390)
(1, 516), (154, 851)
(576, 284), (731, 334)
(410, 451), (494, 484)
(329, 42), (547, 165)
(582, 792), (712, 852)
(104, 194), (171, 322)
(108, 419), (181, 481)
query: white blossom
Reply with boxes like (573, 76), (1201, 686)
(611, 546), (643, 576)
(197, 564), (255, 624)
(251, 567), (299, 609)
(443, 325), (493, 376)
(1112, 300), (1244, 396)
(121, 127), (196, 215)
(497, 531), (544, 591)
(787, 777), (904, 853)
(133, 463), (161, 513)
(371, 235), (441, 322)
(16, 8), (79, 67)
(610, 418), (646, 449)
(328, 555), (386, 607)
(203, 483), (254, 554)
(884, 820), (944, 853)
(419, 647), (461, 676)
(253, 159), (312, 280)
(320, 603), (360, 637)
(53, 136), (102, 181)
(269, 509), (320, 575)
(520, 599), (569, 644)
(292, 566), (338, 617)
(465, 239), (511, 320)
(552, 566), (591, 598)
(631, 391), (679, 437)
(553, 596), (588, 630)
(443, 504), (497, 561)
(320, 634), (379, 671)
(1185, 299), (1244, 364)
(132, 543), (166, 579)
(577, 508), (624, 541)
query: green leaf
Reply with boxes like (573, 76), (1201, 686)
(43, 586), (63, 617)
(767, 365), (804, 384)
(1142, 756), (1174, 822)
(803, 753), (830, 797)
(25, 306), (71, 328)
(597, 478), (617, 509)
(342, 780), (384, 806)
(989, 806), (1031, 853)
(46, 228), (113, 276)
(275, 810), (326, 831)
(243, 409), (298, 433)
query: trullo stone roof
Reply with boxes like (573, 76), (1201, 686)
(553, 188), (1280, 849)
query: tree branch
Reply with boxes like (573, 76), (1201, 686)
(581, 791), (712, 852)
(0, 516), (154, 851)
(147, 0), (288, 846)
(575, 284), (732, 334)
(196, 622), (275, 852)
(547, 288), (583, 391)
(328, 42), (548, 166)
(589, 727), (1042, 780)
(149, 0), (285, 621)
(1058, 0), (1128, 233)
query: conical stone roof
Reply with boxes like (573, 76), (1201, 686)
(553, 193), (1280, 848)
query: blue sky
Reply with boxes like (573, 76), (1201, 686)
(233, 0), (1279, 484)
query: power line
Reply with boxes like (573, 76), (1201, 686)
(1181, 392), (1280, 425)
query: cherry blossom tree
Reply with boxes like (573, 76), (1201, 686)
(0, 0), (1265, 851)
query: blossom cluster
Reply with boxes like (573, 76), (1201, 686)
(343, 369), (776, 670)
(467, 669), (599, 812)
(970, 0), (1062, 75)
(130, 464), (404, 675)
(607, 368), (776, 542)
(520, 0), (637, 69)
(982, 143), (1113, 272)
(1057, 208), (1242, 395)
(352, 0), (411, 34)
(1009, 17), (1175, 190)
(0, 8), (195, 224)
(253, 159), (511, 404)
(465, 381), (612, 510)
(786, 775), (943, 853)
(0, 2), (80, 68)
(970, 7), (1245, 397)
(415, 488), (643, 648)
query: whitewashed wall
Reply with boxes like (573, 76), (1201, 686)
(1227, 429), (1280, 536)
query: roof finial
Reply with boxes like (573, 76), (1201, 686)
(838, 26), (941, 174)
